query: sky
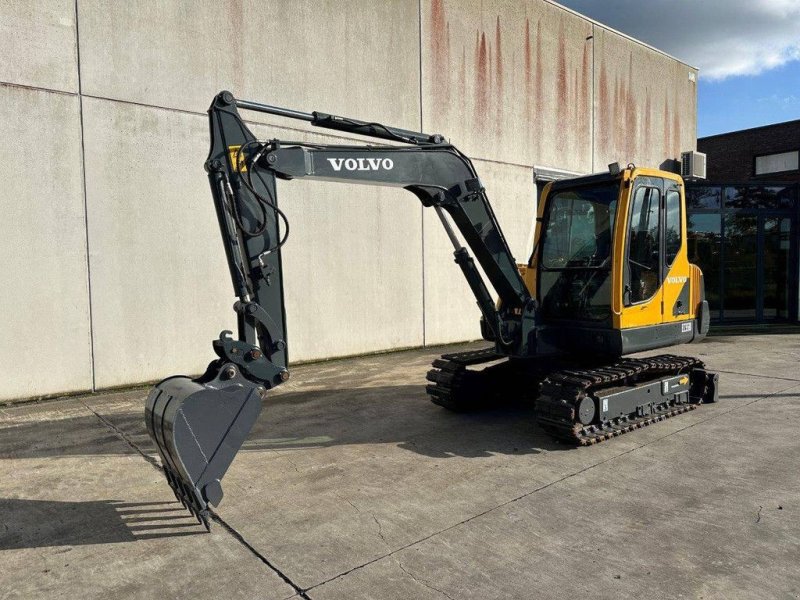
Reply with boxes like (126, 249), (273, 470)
(558, 0), (800, 137)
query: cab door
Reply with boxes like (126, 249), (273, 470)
(621, 176), (665, 328)
(661, 179), (691, 325)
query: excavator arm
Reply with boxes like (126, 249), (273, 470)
(145, 92), (536, 526)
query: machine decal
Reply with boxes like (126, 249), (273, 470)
(227, 145), (247, 172)
(327, 157), (394, 171)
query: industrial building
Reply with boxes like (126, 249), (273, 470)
(1, 0), (698, 400)
(687, 120), (800, 324)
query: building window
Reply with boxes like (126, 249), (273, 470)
(686, 186), (721, 209)
(754, 151), (799, 175)
(724, 185), (796, 209)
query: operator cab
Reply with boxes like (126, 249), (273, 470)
(526, 167), (710, 357)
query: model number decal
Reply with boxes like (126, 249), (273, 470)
(681, 322), (692, 333)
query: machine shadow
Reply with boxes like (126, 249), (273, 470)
(2, 384), (569, 460)
(240, 384), (571, 457)
(0, 499), (206, 550)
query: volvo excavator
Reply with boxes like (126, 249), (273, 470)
(145, 91), (718, 528)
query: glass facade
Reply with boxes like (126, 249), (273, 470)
(685, 183), (799, 323)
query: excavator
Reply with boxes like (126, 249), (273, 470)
(145, 91), (718, 528)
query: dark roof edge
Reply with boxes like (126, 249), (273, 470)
(699, 119), (800, 141)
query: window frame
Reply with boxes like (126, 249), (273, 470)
(664, 187), (683, 267)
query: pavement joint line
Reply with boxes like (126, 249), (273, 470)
(714, 369), (800, 383)
(78, 400), (313, 600)
(80, 399), (160, 469)
(304, 382), (800, 593)
(208, 514), (313, 600)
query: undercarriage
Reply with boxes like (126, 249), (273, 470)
(426, 349), (719, 445)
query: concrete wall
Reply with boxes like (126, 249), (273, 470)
(0, 0), (697, 400)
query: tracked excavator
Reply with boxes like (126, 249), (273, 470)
(146, 91), (718, 528)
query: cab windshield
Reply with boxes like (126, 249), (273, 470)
(538, 182), (620, 322)
(541, 183), (619, 269)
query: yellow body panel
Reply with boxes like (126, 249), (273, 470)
(523, 168), (697, 334)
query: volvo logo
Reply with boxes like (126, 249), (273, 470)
(667, 276), (688, 284)
(327, 157), (394, 172)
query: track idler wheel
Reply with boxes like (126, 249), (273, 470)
(576, 396), (596, 425)
(144, 362), (265, 529)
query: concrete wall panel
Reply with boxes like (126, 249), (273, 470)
(82, 98), (423, 388)
(0, 86), (91, 400)
(593, 26), (698, 170)
(423, 159), (535, 345)
(279, 175), (424, 362)
(421, 0), (593, 173)
(82, 98), (234, 388)
(0, 0), (78, 92)
(77, 0), (421, 130)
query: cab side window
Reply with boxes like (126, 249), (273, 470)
(627, 186), (661, 304)
(665, 189), (682, 265)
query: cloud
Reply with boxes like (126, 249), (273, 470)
(557, 0), (800, 80)
(757, 93), (800, 108)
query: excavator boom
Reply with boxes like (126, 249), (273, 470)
(146, 91), (537, 526)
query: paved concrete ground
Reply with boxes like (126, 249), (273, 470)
(2, 333), (799, 599)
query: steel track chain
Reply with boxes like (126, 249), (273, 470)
(425, 347), (502, 411)
(534, 354), (706, 445)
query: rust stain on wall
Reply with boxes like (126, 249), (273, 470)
(580, 43), (590, 127)
(556, 25), (568, 126)
(524, 17), (532, 120)
(431, 0), (446, 51)
(475, 30), (489, 131)
(663, 96), (672, 157)
(495, 16), (503, 130)
(625, 53), (637, 161)
(573, 68), (579, 126)
(598, 62), (609, 159)
(429, 0), (451, 109)
(535, 20), (543, 127)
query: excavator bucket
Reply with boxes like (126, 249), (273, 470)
(144, 365), (264, 530)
